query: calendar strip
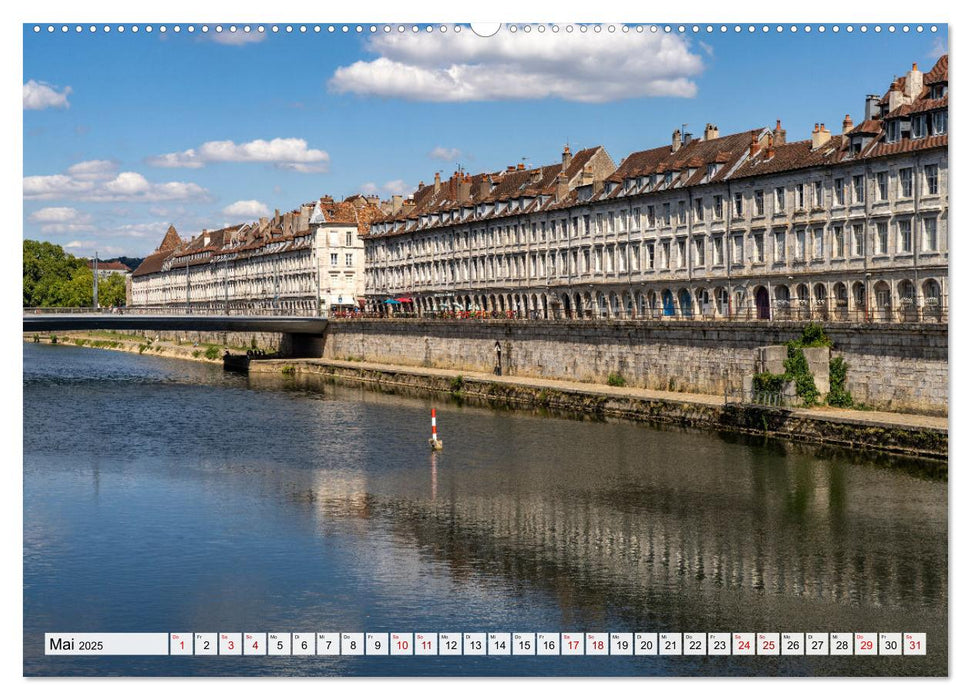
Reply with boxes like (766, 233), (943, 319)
(45, 632), (927, 656)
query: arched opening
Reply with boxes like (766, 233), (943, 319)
(833, 282), (848, 319)
(662, 289), (675, 317)
(597, 291), (608, 319)
(873, 281), (891, 321)
(754, 285), (770, 320)
(852, 282), (866, 319)
(714, 287), (728, 317)
(922, 278), (942, 321)
(774, 285), (791, 320)
(696, 288), (711, 317)
(574, 293), (583, 319)
(813, 283), (828, 320)
(898, 279), (917, 321)
(609, 292), (621, 318)
(678, 288), (693, 318)
(624, 292), (635, 319)
(635, 291), (646, 319)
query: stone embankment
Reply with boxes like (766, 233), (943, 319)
(251, 358), (948, 461)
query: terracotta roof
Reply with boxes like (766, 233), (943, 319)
(886, 95), (948, 119)
(87, 260), (130, 272)
(863, 133), (947, 159)
(925, 54), (948, 84)
(730, 138), (844, 180)
(847, 119), (883, 135)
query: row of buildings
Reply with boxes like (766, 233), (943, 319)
(132, 55), (948, 323)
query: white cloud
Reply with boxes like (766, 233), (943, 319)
(23, 80), (72, 110)
(329, 24), (703, 103)
(208, 30), (267, 46)
(148, 137), (330, 172)
(29, 206), (96, 234)
(67, 160), (118, 181)
(429, 146), (463, 161)
(927, 37), (948, 59)
(29, 206), (90, 224)
(222, 200), (270, 218)
(23, 161), (210, 202)
(361, 179), (413, 196)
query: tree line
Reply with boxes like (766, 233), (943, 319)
(23, 240), (128, 308)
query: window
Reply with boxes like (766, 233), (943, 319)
(899, 168), (913, 198)
(876, 172), (888, 200)
(887, 120), (901, 142)
(646, 242), (655, 269)
(647, 205), (656, 227)
(775, 187), (785, 211)
(753, 233), (764, 263)
(734, 192), (743, 217)
(834, 178), (845, 205)
(875, 222), (889, 254)
(853, 175), (865, 203)
(713, 236), (724, 266)
(732, 235), (743, 264)
(345, 232), (353, 246)
(663, 203), (671, 226)
(345, 253), (353, 266)
(693, 237), (705, 266)
(694, 198), (704, 221)
(330, 253), (338, 266)
(812, 228), (824, 259)
(659, 241), (670, 269)
(925, 164), (939, 195)
(852, 224), (864, 257)
(678, 201), (686, 225)
(631, 244), (640, 270)
(911, 114), (927, 139)
(774, 230), (786, 262)
(676, 239), (686, 268)
(594, 247), (603, 272)
(898, 220), (913, 253)
(632, 208), (641, 230)
(707, 163), (718, 180)
(813, 181), (823, 207)
(933, 110), (947, 135)
(713, 195), (723, 219)
(754, 190), (764, 216)
(923, 217), (938, 251)
(795, 184), (805, 209)
(832, 225), (844, 258)
(795, 229), (806, 260)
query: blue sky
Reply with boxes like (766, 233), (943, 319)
(22, 23), (948, 258)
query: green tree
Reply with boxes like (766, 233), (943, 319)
(23, 240), (85, 307)
(98, 272), (127, 307)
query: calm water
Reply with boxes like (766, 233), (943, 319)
(23, 342), (947, 676)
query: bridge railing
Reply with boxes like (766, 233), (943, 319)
(23, 305), (325, 317)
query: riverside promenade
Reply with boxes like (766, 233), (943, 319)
(250, 357), (948, 462)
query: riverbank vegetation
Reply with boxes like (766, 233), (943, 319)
(23, 240), (127, 307)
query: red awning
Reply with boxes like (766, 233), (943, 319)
(395, 297), (413, 303)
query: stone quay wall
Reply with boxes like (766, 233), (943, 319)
(322, 320), (948, 415)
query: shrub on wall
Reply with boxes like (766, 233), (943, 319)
(827, 356), (854, 407)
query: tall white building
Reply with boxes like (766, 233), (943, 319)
(363, 55), (948, 323)
(130, 196), (380, 315)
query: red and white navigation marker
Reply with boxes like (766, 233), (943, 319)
(429, 408), (443, 451)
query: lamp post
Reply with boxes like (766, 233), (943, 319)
(92, 251), (99, 310)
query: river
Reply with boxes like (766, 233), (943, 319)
(22, 342), (947, 676)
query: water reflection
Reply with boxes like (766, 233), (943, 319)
(23, 343), (947, 676)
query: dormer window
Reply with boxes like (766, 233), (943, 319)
(932, 111), (948, 135)
(664, 171), (673, 185)
(886, 120), (901, 143)
(912, 115), (927, 139)
(931, 84), (947, 99)
(707, 163), (718, 180)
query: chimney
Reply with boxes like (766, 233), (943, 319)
(517, 162), (525, 171)
(865, 94), (881, 120)
(842, 114), (854, 135)
(476, 177), (492, 199)
(888, 81), (904, 113)
(811, 122), (832, 150)
(749, 131), (759, 157)
(434, 172), (441, 192)
(904, 61), (923, 100)
(506, 165), (516, 172)
(672, 129), (682, 153)
(773, 119), (787, 145)
(766, 133), (775, 159)
(704, 123), (719, 141)
(457, 175), (471, 202)
(259, 216), (269, 229)
(581, 164), (594, 186)
(555, 172), (569, 202)
(400, 200), (415, 216)
(273, 208), (280, 225)
(562, 145), (572, 170)
(391, 194), (403, 214)
(298, 204), (311, 231)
